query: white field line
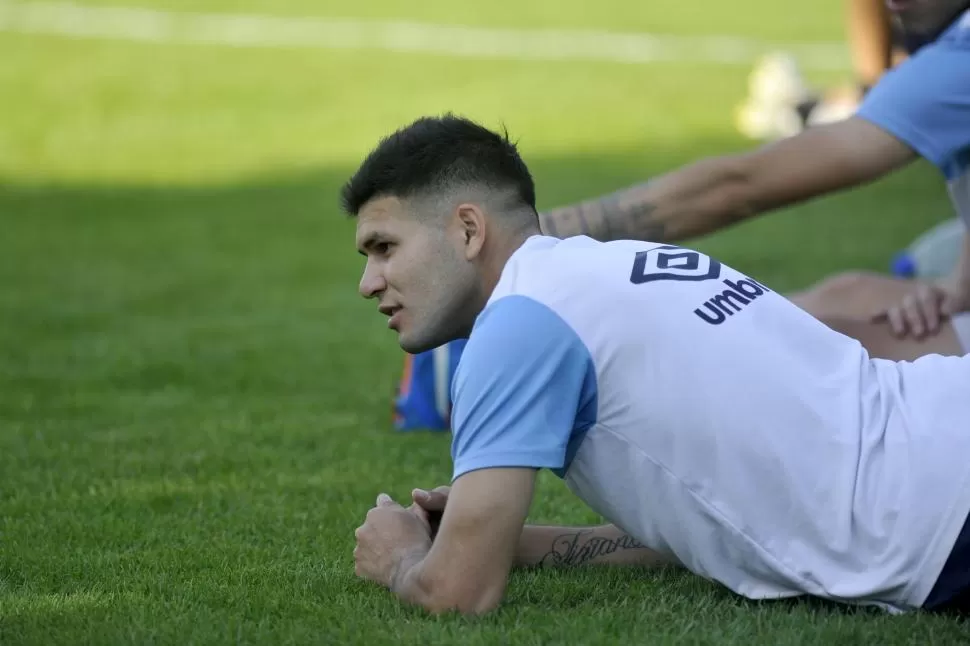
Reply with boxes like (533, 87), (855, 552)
(0, 0), (849, 69)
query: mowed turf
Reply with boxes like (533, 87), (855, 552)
(1, 1), (967, 644)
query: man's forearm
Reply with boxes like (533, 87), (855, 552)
(516, 523), (674, 569)
(389, 547), (498, 615)
(537, 155), (753, 244)
(388, 547), (437, 609)
(387, 524), (672, 613)
(537, 117), (916, 244)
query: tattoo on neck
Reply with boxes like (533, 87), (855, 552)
(539, 530), (645, 567)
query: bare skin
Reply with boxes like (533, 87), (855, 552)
(407, 486), (678, 570)
(847, 0), (897, 88)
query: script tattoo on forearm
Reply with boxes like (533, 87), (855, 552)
(539, 182), (667, 243)
(539, 530), (646, 567)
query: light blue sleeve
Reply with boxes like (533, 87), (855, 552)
(856, 36), (970, 177)
(449, 295), (598, 481)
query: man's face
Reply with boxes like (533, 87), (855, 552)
(888, 0), (968, 41)
(355, 195), (477, 354)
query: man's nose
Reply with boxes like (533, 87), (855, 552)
(359, 262), (386, 299)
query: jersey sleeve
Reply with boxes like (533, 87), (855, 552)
(449, 294), (598, 481)
(855, 36), (970, 176)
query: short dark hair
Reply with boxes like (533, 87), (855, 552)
(340, 114), (537, 217)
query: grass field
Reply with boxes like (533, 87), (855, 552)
(2, 1), (967, 644)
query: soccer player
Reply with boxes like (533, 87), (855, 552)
(345, 115), (970, 616)
(537, 0), (970, 362)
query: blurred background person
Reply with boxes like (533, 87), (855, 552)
(537, 0), (970, 363)
(736, 0), (908, 141)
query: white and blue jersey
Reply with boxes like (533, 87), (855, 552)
(857, 9), (970, 223)
(450, 234), (970, 613)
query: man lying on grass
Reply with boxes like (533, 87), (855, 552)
(343, 115), (970, 617)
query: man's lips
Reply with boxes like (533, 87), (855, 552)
(379, 304), (402, 329)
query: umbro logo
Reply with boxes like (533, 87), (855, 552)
(630, 246), (721, 284)
(627, 246), (772, 325)
(694, 278), (772, 325)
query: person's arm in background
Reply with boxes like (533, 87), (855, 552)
(853, 32), (970, 337)
(846, 0), (895, 90)
(883, 230), (970, 338)
(537, 116), (917, 243)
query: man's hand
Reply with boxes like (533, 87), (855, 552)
(354, 469), (535, 616)
(354, 493), (432, 588)
(408, 486), (450, 538)
(876, 279), (970, 339)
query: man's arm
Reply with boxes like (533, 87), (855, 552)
(846, 0), (894, 89)
(391, 493), (673, 615)
(410, 488), (673, 569)
(516, 523), (675, 569)
(538, 116), (917, 243)
(390, 467), (536, 616)
(387, 295), (604, 615)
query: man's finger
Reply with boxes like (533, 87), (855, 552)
(917, 286), (942, 333)
(407, 502), (431, 525)
(412, 488), (448, 511)
(941, 295), (956, 316)
(895, 295), (921, 337)
(887, 306), (906, 337)
(924, 302), (941, 334)
(376, 493), (396, 507)
(903, 300), (928, 339)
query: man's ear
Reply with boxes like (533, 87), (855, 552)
(455, 203), (486, 261)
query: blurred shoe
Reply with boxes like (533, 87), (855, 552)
(734, 52), (812, 140)
(805, 95), (860, 127)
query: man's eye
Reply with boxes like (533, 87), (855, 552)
(375, 242), (391, 255)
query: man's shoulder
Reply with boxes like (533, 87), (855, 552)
(463, 236), (618, 369)
(482, 236), (746, 353)
(452, 291), (596, 412)
(501, 234), (609, 272)
(491, 235), (650, 304)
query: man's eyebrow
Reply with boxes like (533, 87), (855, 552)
(357, 232), (379, 256)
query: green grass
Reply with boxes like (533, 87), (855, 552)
(1, 1), (967, 644)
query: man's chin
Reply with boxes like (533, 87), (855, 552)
(398, 331), (448, 356)
(398, 335), (431, 356)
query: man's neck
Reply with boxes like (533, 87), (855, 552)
(464, 227), (541, 329)
(484, 227), (539, 290)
